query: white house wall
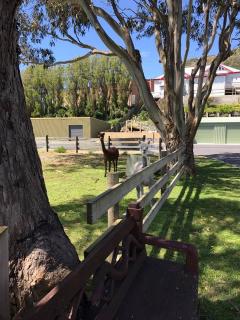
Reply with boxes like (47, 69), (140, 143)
(151, 69), (240, 98)
(153, 80), (164, 98)
(210, 76), (225, 96)
(185, 76), (225, 97)
(184, 80), (189, 96)
(226, 73), (240, 89)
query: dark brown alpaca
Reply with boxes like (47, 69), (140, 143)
(99, 133), (119, 177)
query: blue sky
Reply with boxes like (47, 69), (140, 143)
(40, 25), (225, 79)
(23, 1), (239, 79)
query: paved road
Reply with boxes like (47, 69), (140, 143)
(193, 144), (240, 155)
(194, 144), (240, 167)
(208, 153), (240, 167)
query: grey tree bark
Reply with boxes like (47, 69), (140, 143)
(0, 1), (79, 315)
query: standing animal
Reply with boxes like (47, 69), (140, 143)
(127, 140), (155, 199)
(99, 133), (119, 177)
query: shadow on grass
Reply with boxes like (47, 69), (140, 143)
(149, 173), (202, 259)
(53, 193), (136, 258)
(147, 158), (240, 319)
(199, 296), (240, 320)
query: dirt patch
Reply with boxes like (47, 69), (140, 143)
(39, 150), (104, 168)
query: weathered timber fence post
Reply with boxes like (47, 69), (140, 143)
(159, 138), (162, 159)
(159, 139), (168, 195)
(0, 227), (9, 320)
(46, 135), (49, 152)
(76, 136), (79, 153)
(108, 136), (111, 149)
(107, 173), (120, 227)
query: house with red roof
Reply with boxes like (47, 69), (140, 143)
(147, 64), (240, 99)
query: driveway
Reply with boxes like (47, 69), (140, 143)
(207, 153), (240, 167)
(193, 144), (240, 167)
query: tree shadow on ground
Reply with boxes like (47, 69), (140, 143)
(53, 194), (136, 258)
(147, 158), (240, 319)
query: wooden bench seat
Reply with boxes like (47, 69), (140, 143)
(116, 257), (198, 320)
(15, 206), (198, 320)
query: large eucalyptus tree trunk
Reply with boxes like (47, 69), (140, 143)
(0, 1), (79, 316)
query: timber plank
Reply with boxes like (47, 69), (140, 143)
(115, 257), (198, 320)
(87, 147), (183, 223)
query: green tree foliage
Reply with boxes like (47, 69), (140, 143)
(21, 56), (131, 119)
(22, 65), (65, 117)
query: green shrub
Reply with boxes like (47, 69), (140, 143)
(54, 146), (67, 153)
(108, 118), (122, 128)
(138, 110), (149, 121)
(205, 104), (240, 114)
(184, 104), (240, 114)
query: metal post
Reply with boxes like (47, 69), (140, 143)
(46, 135), (49, 152)
(107, 173), (119, 227)
(0, 227), (9, 320)
(76, 136), (79, 153)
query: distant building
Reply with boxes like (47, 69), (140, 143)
(31, 117), (110, 138)
(147, 64), (240, 99)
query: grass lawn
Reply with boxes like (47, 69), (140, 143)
(41, 151), (240, 320)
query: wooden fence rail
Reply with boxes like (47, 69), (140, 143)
(87, 147), (184, 224)
(45, 135), (80, 153)
(143, 167), (184, 232)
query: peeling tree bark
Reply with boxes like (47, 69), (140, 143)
(0, 1), (79, 315)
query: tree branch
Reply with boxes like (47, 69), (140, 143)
(194, 0), (211, 115)
(21, 49), (114, 67)
(93, 5), (124, 39)
(182, 0), (193, 68)
(67, 0), (167, 137)
(110, 0), (125, 26)
(46, 30), (95, 51)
